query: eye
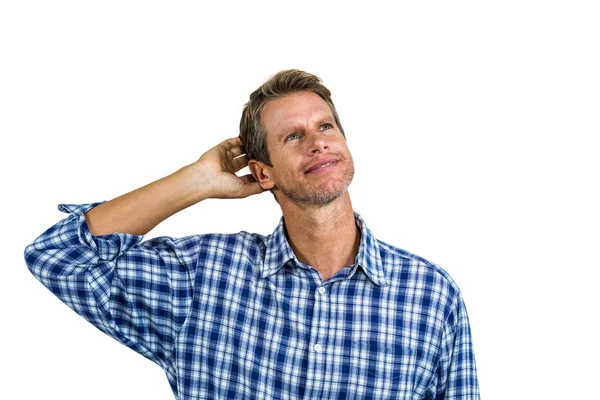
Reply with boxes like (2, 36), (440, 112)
(286, 133), (301, 141)
(320, 123), (334, 131)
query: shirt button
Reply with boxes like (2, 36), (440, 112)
(313, 343), (323, 352)
(318, 287), (326, 294)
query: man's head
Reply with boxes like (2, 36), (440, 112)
(240, 69), (346, 167)
(240, 69), (354, 206)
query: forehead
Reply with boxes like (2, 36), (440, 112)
(261, 91), (333, 135)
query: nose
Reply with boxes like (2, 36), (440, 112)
(308, 131), (328, 154)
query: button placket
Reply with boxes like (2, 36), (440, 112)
(304, 282), (330, 397)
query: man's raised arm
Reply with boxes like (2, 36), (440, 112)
(85, 137), (264, 236)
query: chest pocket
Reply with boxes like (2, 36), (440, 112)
(350, 341), (417, 396)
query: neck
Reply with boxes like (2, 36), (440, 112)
(279, 192), (360, 282)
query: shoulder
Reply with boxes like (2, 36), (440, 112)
(125, 231), (271, 285)
(142, 230), (269, 257)
(378, 240), (457, 284)
(376, 239), (462, 307)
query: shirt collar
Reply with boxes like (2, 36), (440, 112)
(261, 217), (296, 279)
(353, 212), (388, 286)
(261, 212), (388, 286)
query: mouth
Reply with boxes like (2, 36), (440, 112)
(305, 159), (339, 174)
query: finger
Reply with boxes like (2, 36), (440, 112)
(226, 147), (244, 160)
(239, 174), (266, 196)
(219, 137), (242, 151)
(238, 174), (257, 184)
(232, 155), (249, 171)
(228, 146), (244, 158)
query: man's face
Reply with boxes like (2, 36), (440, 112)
(254, 91), (355, 206)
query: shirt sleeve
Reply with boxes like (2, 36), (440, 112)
(434, 290), (480, 399)
(24, 202), (202, 370)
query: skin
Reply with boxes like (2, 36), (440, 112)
(85, 91), (359, 281)
(249, 91), (359, 281)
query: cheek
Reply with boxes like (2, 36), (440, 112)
(271, 154), (301, 179)
(332, 140), (351, 155)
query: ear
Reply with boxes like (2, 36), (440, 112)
(248, 160), (276, 190)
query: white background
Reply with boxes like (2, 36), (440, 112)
(1, 1), (598, 399)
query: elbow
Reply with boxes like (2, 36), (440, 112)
(24, 241), (42, 278)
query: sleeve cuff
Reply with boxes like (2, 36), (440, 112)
(58, 202), (104, 215)
(59, 202), (145, 261)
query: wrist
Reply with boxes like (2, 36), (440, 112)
(175, 163), (213, 205)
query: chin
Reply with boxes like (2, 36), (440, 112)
(276, 165), (354, 206)
(283, 181), (351, 206)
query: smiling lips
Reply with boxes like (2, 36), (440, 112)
(305, 158), (339, 174)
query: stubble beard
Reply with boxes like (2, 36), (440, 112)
(276, 158), (355, 206)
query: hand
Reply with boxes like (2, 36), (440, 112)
(192, 137), (265, 199)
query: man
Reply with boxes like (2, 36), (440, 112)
(25, 69), (479, 399)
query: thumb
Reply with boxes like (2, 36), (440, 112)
(239, 174), (267, 197)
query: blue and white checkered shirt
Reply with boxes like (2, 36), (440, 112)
(25, 203), (479, 399)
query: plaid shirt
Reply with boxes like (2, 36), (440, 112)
(25, 203), (479, 399)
